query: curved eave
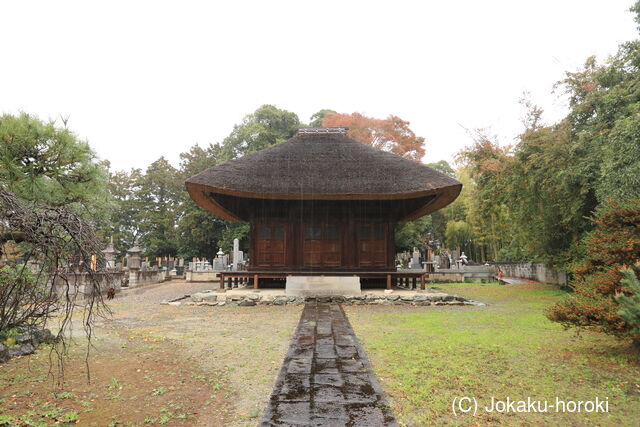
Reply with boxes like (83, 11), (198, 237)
(186, 183), (243, 222)
(400, 183), (462, 221)
(186, 181), (462, 222)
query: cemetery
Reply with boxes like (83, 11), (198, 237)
(1, 2), (640, 425)
(1, 120), (637, 425)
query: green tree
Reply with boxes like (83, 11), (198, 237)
(426, 160), (456, 178)
(457, 131), (513, 262)
(0, 113), (110, 216)
(395, 216), (432, 252)
(179, 105), (301, 257)
(221, 105), (300, 160)
(309, 109), (336, 127)
(177, 144), (227, 259)
(616, 268), (640, 352)
(104, 168), (144, 257)
(558, 42), (640, 203)
(137, 157), (181, 257)
(505, 122), (596, 267)
(444, 220), (474, 254)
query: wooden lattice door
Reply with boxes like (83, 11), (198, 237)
(357, 223), (387, 268)
(303, 224), (341, 268)
(256, 223), (286, 267)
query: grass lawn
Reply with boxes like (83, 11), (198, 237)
(346, 282), (640, 426)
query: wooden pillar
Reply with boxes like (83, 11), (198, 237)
(219, 274), (224, 290)
(420, 274), (425, 290)
(254, 274), (259, 289)
(386, 274), (391, 290)
(233, 277), (238, 288)
(412, 277), (417, 290)
(227, 276), (232, 289)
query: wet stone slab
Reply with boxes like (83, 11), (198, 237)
(261, 302), (397, 426)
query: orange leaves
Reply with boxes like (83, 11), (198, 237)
(322, 112), (426, 161)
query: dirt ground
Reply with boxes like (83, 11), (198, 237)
(0, 280), (302, 426)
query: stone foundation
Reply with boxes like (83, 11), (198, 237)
(161, 290), (485, 307)
(285, 276), (361, 296)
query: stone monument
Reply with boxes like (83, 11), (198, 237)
(409, 247), (422, 269)
(126, 241), (142, 287)
(232, 238), (242, 271)
(102, 237), (116, 270)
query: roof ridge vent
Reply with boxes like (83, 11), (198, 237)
(297, 127), (348, 135)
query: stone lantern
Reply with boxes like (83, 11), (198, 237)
(126, 241), (142, 287)
(102, 237), (117, 270)
(127, 242), (142, 270)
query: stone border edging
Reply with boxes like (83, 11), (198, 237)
(161, 292), (486, 307)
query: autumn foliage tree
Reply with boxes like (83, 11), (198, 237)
(547, 199), (640, 349)
(322, 112), (426, 161)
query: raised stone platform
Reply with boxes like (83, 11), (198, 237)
(160, 288), (485, 307)
(286, 276), (361, 297)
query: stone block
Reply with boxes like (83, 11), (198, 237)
(0, 344), (9, 363)
(286, 276), (361, 297)
(9, 343), (35, 357)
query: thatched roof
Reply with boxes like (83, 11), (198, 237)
(186, 128), (461, 221)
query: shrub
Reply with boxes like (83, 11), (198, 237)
(547, 199), (640, 346)
(616, 269), (640, 348)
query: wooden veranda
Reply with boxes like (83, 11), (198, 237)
(217, 270), (431, 291)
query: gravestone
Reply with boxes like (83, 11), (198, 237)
(213, 248), (228, 271)
(433, 254), (441, 270)
(232, 238), (242, 271)
(460, 252), (468, 265)
(409, 247), (422, 269)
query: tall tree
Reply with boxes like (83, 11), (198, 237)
(177, 144), (228, 259)
(104, 168), (144, 257)
(457, 131), (513, 262)
(221, 105), (300, 160)
(395, 216), (432, 253)
(322, 112), (426, 161)
(309, 109), (336, 127)
(0, 113), (110, 216)
(137, 157), (181, 257)
(178, 106), (301, 257)
(426, 160), (456, 178)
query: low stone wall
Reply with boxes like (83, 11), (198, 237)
(161, 291), (485, 307)
(52, 271), (124, 298)
(494, 262), (568, 288)
(427, 271), (465, 283)
(51, 269), (169, 297)
(131, 269), (167, 287)
(185, 270), (219, 282)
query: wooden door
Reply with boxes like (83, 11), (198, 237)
(256, 223), (286, 267)
(303, 224), (342, 268)
(357, 223), (387, 268)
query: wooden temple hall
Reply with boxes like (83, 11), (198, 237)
(185, 127), (461, 293)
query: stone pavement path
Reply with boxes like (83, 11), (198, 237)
(261, 302), (397, 426)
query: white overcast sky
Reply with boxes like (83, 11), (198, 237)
(1, 1), (638, 171)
